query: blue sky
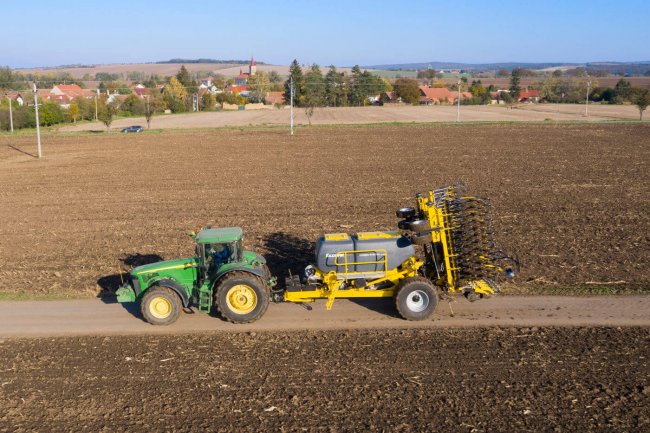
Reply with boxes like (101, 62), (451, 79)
(2, 0), (649, 68)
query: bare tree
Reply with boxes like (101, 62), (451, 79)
(305, 105), (314, 125)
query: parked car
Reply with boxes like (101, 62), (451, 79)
(121, 125), (144, 133)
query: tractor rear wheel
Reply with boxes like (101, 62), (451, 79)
(141, 286), (182, 326)
(215, 271), (269, 324)
(394, 277), (438, 321)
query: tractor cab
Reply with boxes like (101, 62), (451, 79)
(194, 227), (244, 276)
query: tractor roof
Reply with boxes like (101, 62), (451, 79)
(195, 227), (243, 244)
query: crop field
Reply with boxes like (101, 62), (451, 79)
(17, 63), (359, 79)
(0, 123), (648, 297)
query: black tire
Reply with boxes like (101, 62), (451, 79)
(396, 207), (416, 219)
(215, 271), (269, 324)
(140, 286), (182, 326)
(394, 277), (438, 321)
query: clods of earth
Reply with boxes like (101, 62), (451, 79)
(0, 327), (648, 432)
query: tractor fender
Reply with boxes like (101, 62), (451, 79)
(211, 267), (266, 291)
(149, 278), (191, 307)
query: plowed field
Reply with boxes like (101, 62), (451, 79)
(1, 327), (648, 432)
(0, 123), (648, 296)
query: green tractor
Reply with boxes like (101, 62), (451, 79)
(116, 227), (275, 325)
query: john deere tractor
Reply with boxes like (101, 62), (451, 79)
(116, 227), (275, 325)
(284, 184), (518, 320)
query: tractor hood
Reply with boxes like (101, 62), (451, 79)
(131, 257), (199, 276)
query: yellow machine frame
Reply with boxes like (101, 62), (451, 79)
(284, 186), (507, 310)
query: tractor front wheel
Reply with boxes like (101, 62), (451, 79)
(394, 277), (438, 321)
(215, 272), (269, 324)
(141, 287), (182, 326)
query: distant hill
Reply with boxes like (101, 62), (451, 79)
(365, 61), (650, 74)
(584, 61), (650, 75)
(364, 61), (577, 71)
(156, 58), (265, 65)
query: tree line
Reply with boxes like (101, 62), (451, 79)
(2, 63), (650, 131)
(281, 60), (390, 108)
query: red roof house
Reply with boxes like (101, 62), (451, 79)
(264, 91), (285, 105)
(226, 84), (250, 94)
(132, 84), (146, 96)
(51, 84), (85, 99)
(518, 89), (540, 102)
(419, 86), (454, 104)
(419, 86), (474, 104)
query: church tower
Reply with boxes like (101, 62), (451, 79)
(249, 56), (256, 76)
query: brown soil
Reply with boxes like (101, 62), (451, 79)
(0, 123), (648, 296)
(0, 327), (648, 432)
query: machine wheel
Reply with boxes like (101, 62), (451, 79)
(394, 277), (438, 321)
(141, 286), (182, 326)
(215, 271), (269, 324)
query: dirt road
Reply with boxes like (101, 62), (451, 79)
(0, 296), (648, 338)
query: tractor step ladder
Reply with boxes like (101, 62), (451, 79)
(197, 283), (212, 314)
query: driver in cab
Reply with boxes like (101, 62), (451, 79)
(207, 244), (231, 269)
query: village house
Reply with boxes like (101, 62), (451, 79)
(199, 79), (220, 93)
(418, 86), (471, 104)
(46, 84), (96, 108)
(3, 92), (25, 106)
(51, 84), (85, 99)
(131, 83), (146, 96)
(490, 88), (541, 104)
(382, 91), (399, 103)
(227, 85), (250, 97)
(264, 91), (285, 105)
(518, 88), (541, 102)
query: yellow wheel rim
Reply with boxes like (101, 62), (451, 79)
(149, 296), (172, 319)
(225, 285), (257, 315)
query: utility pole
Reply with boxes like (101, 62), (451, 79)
(290, 76), (294, 136)
(145, 94), (151, 129)
(7, 96), (13, 133)
(585, 79), (591, 117)
(32, 83), (42, 159)
(457, 78), (461, 122)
